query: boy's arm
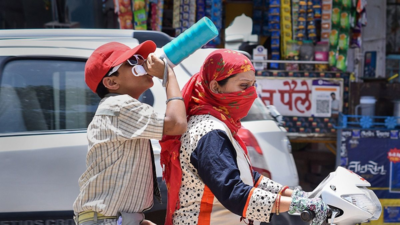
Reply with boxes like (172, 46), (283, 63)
(145, 53), (187, 136)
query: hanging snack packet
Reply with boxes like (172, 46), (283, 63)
(270, 7), (280, 15)
(331, 6), (340, 26)
(172, 0), (180, 28)
(270, 51), (281, 69)
(329, 27), (339, 47)
(342, 0), (351, 9)
(329, 50), (337, 68)
(299, 0), (307, 13)
(340, 10), (350, 30)
(270, 0), (281, 7)
(338, 32), (349, 51)
(350, 15), (362, 48)
(312, 0), (322, 18)
(281, 0), (292, 57)
(336, 49), (347, 71)
(269, 15), (281, 23)
(321, 0), (332, 42)
(196, 0), (205, 20)
(297, 28), (306, 41)
(134, 8), (147, 30)
(271, 37), (280, 51)
(292, 0), (299, 39)
(307, 0), (313, 12)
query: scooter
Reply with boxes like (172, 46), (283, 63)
(300, 166), (382, 225)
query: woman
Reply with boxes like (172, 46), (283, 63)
(160, 49), (329, 225)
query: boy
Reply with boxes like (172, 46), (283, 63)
(73, 40), (187, 225)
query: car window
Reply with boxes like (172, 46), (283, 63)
(0, 58), (100, 134)
(138, 89), (154, 106)
(242, 98), (273, 121)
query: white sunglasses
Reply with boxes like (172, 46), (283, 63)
(108, 54), (147, 77)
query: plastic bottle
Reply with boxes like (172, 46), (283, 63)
(158, 16), (219, 68)
(299, 40), (314, 71)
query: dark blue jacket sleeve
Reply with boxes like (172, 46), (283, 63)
(253, 170), (261, 185)
(190, 129), (253, 216)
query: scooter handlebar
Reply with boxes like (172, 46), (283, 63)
(300, 209), (332, 223)
(300, 209), (315, 222)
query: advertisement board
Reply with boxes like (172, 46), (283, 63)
(257, 78), (343, 117)
(340, 129), (400, 224)
(255, 71), (350, 134)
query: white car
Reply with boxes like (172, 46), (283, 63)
(0, 29), (299, 224)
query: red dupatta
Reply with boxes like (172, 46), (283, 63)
(160, 49), (257, 225)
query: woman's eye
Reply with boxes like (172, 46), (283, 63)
(241, 84), (249, 89)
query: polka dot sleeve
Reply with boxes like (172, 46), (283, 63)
(243, 187), (278, 222)
(256, 176), (283, 194)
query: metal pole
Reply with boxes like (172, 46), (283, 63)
(336, 129), (342, 168)
(251, 59), (329, 64)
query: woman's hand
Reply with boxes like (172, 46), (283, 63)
(288, 197), (329, 225)
(292, 187), (310, 198)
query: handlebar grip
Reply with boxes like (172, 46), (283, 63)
(301, 209), (315, 222)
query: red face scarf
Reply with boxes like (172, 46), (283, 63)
(160, 49), (257, 225)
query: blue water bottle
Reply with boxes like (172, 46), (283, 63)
(159, 16), (219, 68)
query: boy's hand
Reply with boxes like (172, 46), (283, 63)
(145, 53), (165, 79)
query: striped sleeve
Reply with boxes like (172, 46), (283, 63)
(118, 98), (164, 140)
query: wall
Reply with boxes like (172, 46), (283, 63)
(67, 0), (104, 28)
(360, 0), (387, 78)
(223, 2), (254, 48)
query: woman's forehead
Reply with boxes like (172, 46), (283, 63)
(232, 70), (255, 80)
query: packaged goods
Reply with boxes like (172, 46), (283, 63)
(329, 28), (339, 47)
(285, 40), (300, 71)
(329, 50), (337, 68)
(313, 0), (322, 19)
(332, 7), (340, 25)
(336, 49), (347, 71)
(173, 0), (180, 28)
(321, 32), (330, 39)
(299, 0), (307, 13)
(299, 40), (315, 71)
(134, 0), (147, 31)
(338, 32), (349, 51)
(315, 41), (329, 71)
(322, 14), (331, 20)
(322, 3), (331, 11)
(292, 0), (299, 39)
(340, 10), (350, 30)
(342, 0), (351, 9)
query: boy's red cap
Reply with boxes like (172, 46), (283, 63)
(85, 41), (157, 93)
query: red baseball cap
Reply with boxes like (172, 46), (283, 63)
(85, 40), (157, 93)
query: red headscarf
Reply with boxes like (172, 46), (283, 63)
(160, 49), (257, 225)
